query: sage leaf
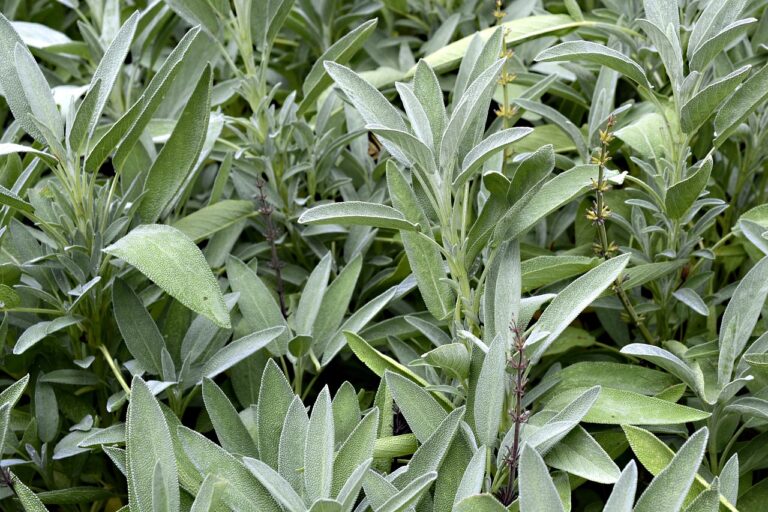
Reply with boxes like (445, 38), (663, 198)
(105, 224), (230, 328)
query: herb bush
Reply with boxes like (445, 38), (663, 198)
(0, 0), (768, 510)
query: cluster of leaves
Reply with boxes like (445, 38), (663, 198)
(2, 0), (768, 510)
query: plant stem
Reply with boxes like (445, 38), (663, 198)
(256, 178), (287, 317)
(500, 322), (528, 505)
(590, 119), (656, 345)
(97, 344), (131, 396)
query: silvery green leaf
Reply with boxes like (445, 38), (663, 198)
(126, 377), (179, 512)
(362, 470), (400, 510)
(513, 99), (587, 160)
(602, 461), (637, 512)
(681, 65), (750, 135)
(0, 13), (46, 141)
(0, 142), (57, 167)
(418, 14), (580, 76)
(413, 60), (446, 148)
(336, 458), (372, 511)
(715, 63), (768, 146)
(369, 124), (437, 174)
(321, 288), (398, 365)
(105, 224), (230, 328)
(690, 18), (756, 72)
(620, 343), (702, 395)
(325, 62), (409, 162)
(87, 26), (202, 169)
(636, 20), (683, 92)
(421, 343), (470, 381)
(226, 256), (289, 352)
(535, 41), (652, 89)
(252, 0), (295, 51)
(643, 0), (679, 34)
(0, 404), (10, 458)
(202, 378), (258, 458)
(739, 219), (768, 255)
(673, 288), (709, 316)
(13, 316), (81, 355)
(300, 20), (378, 114)
(473, 335), (506, 447)
(13, 43), (62, 142)
(305, 387), (334, 503)
(392, 407), (465, 488)
(178, 426), (280, 511)
(528, 254), (630, 362)
(279, 396), (309, 495)
(35, 378), (58, 443)
(718, 256), (768, 387)
(453, 447), (486, 505)
(665, 156), (712, 219)
(386, 371), (446, 443)
(483, 239), (521, 344)
(332, 382), (360, 445)
(299, 201), (418, 231)
(189, 475), (224, 512)
(11, 472), (50, 511)
(396, 81), (433, 149)
(531, 386), (601, 454)
(378, 471), (437, 512)
(454, 494), (507, 511)
(545, 426), (620, 483)
(453, 28), (503, 102)
(244, 457), (306, 512)
(440, 59), (505, 172)
(140, 66), (212, 223)
(634, 428), (708, 512)
(173, 199), (254, 243)
(519, 444), (565, 512)
(202, 326), (286, 380)
(688, 0), (748, 59)
(164, 0), (223, 37)
(544, 386), (709, 424)
(494, 164), (624, 242)
(257, 360), (295, 471)
(84, 12), (139, 136)
(405, 316), (450, 347)
(455, 127), (533, 188)
(295, 252), (332, 336)
(719, 454), (739, 506)
(313, 255), (361, 344)
(112, 278), (165, 375)
(386, 161), (453, 320)
(332, 409), (378, 498)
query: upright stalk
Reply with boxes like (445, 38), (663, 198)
(499, 321), (528, 505)
(589, 117), (656, 345)
(257, 178), (287, 317)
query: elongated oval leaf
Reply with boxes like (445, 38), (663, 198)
(126, 377), (179, 512)
(300, 19), (378, 114)
(104, 224), (230, 328)
(528, 254), (630, 362)
(536, 41), (652, 89)
(519, 444), (565, 512)
(112, 278), (165, 375)
(546, 387), (709, 424)
(715, 63), (768, 146)
(634, 428), (708, 512)
(299, 201), (417, 231)
(473, 335), (506, 446)
(387, 162), (453, 319)
(140, 66), (212, 223)
(173, 200), (254, 242)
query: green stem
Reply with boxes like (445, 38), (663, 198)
(98, 344), (131, 396)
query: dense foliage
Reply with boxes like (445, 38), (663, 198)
(1, 0), (768, 510)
